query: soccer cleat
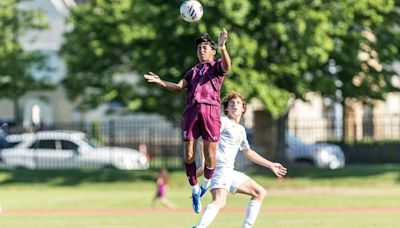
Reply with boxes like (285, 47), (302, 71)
(191, 192), (202, 213)
(200, 186), (208, 198)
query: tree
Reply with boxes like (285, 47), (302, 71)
(318, 0), (400, 140)
(61, 0), (400, 125)
(0, 0), (52, 124)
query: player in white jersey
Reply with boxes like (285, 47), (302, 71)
(193, 91), (287, 228)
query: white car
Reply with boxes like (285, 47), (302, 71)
(285, 132), (345, 169)
(0, 131), (149, 170)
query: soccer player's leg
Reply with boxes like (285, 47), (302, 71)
(184, 140), (202, 213)
(234, 177), (267, 228)
(183, 107), (203, 213)
(194, 189), (227, 228)
(195, 139), (205, 178)
(198, 104), (221, 197)
(200, 140), (217, 197)
(194, 169), (231, 227)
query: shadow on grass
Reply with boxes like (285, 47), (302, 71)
(0, 167), (170, 186)
(0, 165), (398, 186)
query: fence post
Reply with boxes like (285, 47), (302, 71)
(109, 120), (115, 147)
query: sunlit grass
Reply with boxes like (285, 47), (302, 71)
(0, 164), (399, 227)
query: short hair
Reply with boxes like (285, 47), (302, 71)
(222, 91), (247, 115)
(195, 33), (217, 50)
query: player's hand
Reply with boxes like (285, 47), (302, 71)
(218, 28), (228, 48)
(270, 163), (287, 178)
(144, 72), (162, 84)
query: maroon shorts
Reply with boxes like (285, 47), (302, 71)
(183, 103), (221, 142)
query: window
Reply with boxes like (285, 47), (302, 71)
(35, 140), (56, 149)
(61, 140), (78, 150)
(6, 141), (21, 148)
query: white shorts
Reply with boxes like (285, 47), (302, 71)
(210, 168), (250, 194)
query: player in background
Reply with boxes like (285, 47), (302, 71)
(144, 28), (231, 213)
(151, 168), (177, 209)
(193, 91), (287, 228)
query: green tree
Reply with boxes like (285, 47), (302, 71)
(61, 0), (400, 124)
(0, 0), (52, 124)
(319, 0), (400, 139)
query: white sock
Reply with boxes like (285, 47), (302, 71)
(201, 178), (210, 189)
(196, 203), (220, 227)
(192, 184), (200, 194)
(242, 200), (261, 228)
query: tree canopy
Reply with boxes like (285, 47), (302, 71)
(61, 0), (400, 122)
(0, 0), (51, 124)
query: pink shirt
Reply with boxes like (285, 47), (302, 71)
(182, 58), (228, 111)
(157, 183), (166, 197)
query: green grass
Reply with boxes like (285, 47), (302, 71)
(0, 164), (399, 227)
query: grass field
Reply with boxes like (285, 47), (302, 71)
(0, 164), (399, 227)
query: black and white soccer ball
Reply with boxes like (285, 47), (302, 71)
(180, 0), (203, 23)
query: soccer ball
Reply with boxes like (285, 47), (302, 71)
(180, 0), (203, 23)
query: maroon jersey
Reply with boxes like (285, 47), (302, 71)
(182, 58), (228, 112)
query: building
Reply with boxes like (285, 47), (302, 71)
(0, 0), (81, 127)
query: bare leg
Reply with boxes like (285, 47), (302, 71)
(196, 139), (205, 177)
(202, 140), (217, 169)
(236, 178), (267, 201)
(184, 139), (197, 164)
(236, 179), (267, 228)
(160, 197), (177, 209)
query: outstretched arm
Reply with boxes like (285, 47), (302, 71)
(144, 72), (187, 92)
(242, 149), (287, 178)
(218, 28), (231, 72)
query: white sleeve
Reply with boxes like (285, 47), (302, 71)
(239, 127), (250, 151)
(220, 116), (227, 133)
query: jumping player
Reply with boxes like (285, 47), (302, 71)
(144, 28), (231, 213)
(193, 91), (287, 228)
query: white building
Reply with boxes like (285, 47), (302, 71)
(0, 0), (81, 127)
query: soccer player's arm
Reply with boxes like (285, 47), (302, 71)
(240, 128), (273, 168)
(241, 129), (287, 177)
(144, 72), (188, 91)
(221, 48), (232, 72)
(220, 46), (231, 72)
(168, 78), (187, 91)
(243, 149), (287, 178)
(242, 148), (274, 169)
(219, 28), (231, 72)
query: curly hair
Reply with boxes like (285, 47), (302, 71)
(195, 32), (217, 50)
(222, 91), (247, 115)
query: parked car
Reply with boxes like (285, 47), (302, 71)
(285, 132), (345, 169)
(0, 130), (149, 170)
(0, 128), (7, 149)
(245, 129), (345, 169)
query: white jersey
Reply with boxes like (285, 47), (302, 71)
(215, 116), (250, 169)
